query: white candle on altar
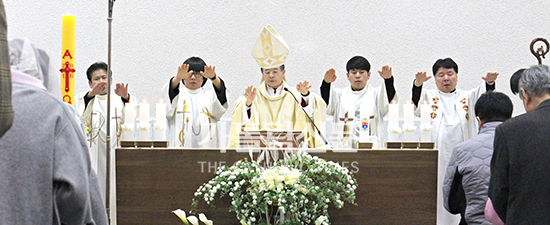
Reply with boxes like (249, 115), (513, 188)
(124, 102), (136, 124)
(420, 100), (430, 125)
(388, 100), (399, 127)
(404, 100), (414, 126)
(420, 100), (432, 142)
(156, 98), (166, 124)
(140, 99), (150, 124)
(122, 102), (136, 141)
(387, 100), (400, 142)
(139, 99), (150, 141)
(155, 99), (166, 141)
(403, 100), (415, 142)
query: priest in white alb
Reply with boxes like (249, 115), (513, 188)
(161, 56), (228, 148)
(320, 56), (397, 148)
(74, 61), (137, 224)
(227, 25), (326, 148)
(411, 57), (498, 225)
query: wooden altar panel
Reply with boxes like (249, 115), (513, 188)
(116, 148), (437, 224)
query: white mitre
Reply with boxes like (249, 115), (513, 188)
(252, 25), (289, 69)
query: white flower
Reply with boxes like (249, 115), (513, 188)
(153, 123), (166, 130)
(402, 124), (417, 132)
(198, 213), (213, 225)
(420, 123), (434, 131)
(388, 125), (402, 133)
(121, 123), (134, 131)
(137, 122), (149, 130)
(186, 216), (198, 225)
(172, 209), (189, 225)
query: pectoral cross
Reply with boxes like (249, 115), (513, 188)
(339, 111), (354, 143)
(176, 104), (190, 147)
(112, 108), (121, 146)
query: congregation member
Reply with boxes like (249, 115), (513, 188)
(489, 64), (550, 224)
(74, 61), (137, 223)
(320, 56), (397, 148)
(443, 91), (512, 224)
(0, 1), (11, 138)
(411, 57), (498, 224)
(161, 56), (228, 148)
(227, 25), (326, 148)
(1, 37), (107, 224)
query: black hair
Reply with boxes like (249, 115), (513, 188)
(86, 62), (108, 82)
(474, 91), (513, 123)
(510, 68), (526, 95)
(432, 58), (458, 75)
(260, 64), (285, 73)
(183, 56), (208, 87)
(346, 56), (371, 72)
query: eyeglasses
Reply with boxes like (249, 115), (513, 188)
(188, 72), (203, 78)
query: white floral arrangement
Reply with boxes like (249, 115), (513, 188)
(121, 123), (134, 131)
(137, 122), (149, 131)
(173, 209), (212, 225)
(388, 125), (403, 134)
(402, 124), (417, 133)
(182, 151), (357, 225)
(154, 123), (167, 131)
(420, 123), (434, 132)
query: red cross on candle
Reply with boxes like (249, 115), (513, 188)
(59, 61), (75, 92)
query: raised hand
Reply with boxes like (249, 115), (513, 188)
(482, 72), (499, 84)
(115, 83), (129, 99)
(324, 68), (337, 83)
(378, 65), (393, 79)
(201, 65), (216, 79)
(414, 71), (432, 87)
(296, 81), (312, 96)
(89, 81), (107, 97)
(244, 86), (257, 107)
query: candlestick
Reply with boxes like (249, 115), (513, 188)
(139, 99), (150, 141)
(60, 14), (75, 105)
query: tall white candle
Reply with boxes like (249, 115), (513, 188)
(404, 101), (414, 126)
(387, 100), (400, 142)
(420, 100), (432, 142)
(155, 99), (167, 141)
(420, 100), (430, 125)
(388, 101), (399, 127)
(122, 102), (136, 141)
(124, 102), (136, 124)
(139, 99), (150, 141)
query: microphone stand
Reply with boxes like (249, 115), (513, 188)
(106, 0), (115, 223)
(283, 87), (330, 147)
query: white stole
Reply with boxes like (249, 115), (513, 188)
(336, 85), (376, 148)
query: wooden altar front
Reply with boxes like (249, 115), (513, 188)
(116, 148), (437, 224)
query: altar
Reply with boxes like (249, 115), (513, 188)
(116, 148), (437, 224)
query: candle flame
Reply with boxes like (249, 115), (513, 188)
(406, 100), (412, 104)
(142, 99), (147, 103)
(159, 98), (164, 104)
(391, 99), (397, 104)
(423, 100), (428, 105)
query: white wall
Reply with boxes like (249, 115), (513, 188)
(5, 0), (550, 118)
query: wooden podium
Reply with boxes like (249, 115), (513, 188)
(116, 148), (437, 224)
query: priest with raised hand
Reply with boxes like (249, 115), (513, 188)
(74, 61), (137, 224)
(411, 57), (498, 225)
(227, 25), (326, 148)
(320, 56), (397, 148)
(161, 56), (228, 148)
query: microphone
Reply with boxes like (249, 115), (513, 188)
(283, 87), (330, 147)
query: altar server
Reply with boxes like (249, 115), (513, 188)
(320, 56), (397, 148)
(411, 57), (498, 225)
(161, 56), (228, 148)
